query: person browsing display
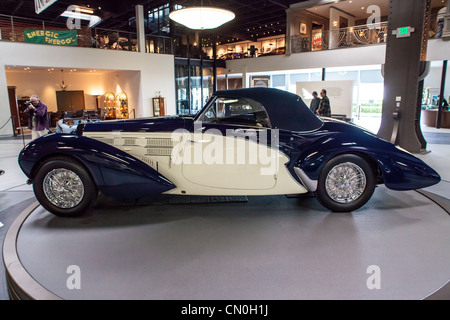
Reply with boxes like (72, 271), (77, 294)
(309, 91), (321, 114)
(317, 89), (331, 117)
(25, 94), (49, 140)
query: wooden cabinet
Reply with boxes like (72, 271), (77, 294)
(17, 98), (30, 129)
(56, 90), (85, 113)
(153, 97), (165, 117)
(7, 87), (20, 132)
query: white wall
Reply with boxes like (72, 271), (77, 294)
(0, 41), (175, 136)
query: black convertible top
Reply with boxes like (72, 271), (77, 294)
(212, 87), (323, 132)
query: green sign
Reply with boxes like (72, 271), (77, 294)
(24, 30), (78, 46)
(398, 27), (408, 36)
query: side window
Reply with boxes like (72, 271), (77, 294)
(200, 97), (271, 128)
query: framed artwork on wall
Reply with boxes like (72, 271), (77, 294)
(251, 76), (270, 88)
(300, 22), (307, 34)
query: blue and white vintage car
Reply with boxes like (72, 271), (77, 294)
(18, 88), (440, 217)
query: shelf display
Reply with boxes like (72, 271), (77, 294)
(104, 93), (116, 119)
(153, 97), (165, 117)
(116, 92), (129, 119)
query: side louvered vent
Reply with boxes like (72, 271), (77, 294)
(147, 138), (174, 147)
(138, 156), (158, 170)
(145, 148), (172, 156)
(124, 138), (137, 146)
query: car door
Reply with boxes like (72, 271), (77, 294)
(180, 97), (279, 190)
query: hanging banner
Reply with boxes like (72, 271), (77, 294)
(35, 0), (58, 14)
(24, 30), (78, 46)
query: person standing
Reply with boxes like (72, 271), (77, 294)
(309, 91), (321, 114)
(25, 94), (49, 140)
(317, 89), (331, 117)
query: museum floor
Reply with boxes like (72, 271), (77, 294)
(0, 125), (449, 300)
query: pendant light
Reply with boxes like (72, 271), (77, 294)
(57, 69), (70, 91)
(169, 1), (235, 30)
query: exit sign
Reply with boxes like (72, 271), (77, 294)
(393, 26), (415, 38)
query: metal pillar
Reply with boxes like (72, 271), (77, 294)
(377, 0), (429, 153)
(135, 5), (146, 53)
(213, 43), (217, 92)
(436, 60), (448, 129)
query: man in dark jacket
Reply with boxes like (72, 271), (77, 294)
(25, 94), (49, 140)
(317, 89), (331, 117)
(309, 91), (321, 114)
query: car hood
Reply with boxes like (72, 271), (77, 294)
(82, 116), (193, 134)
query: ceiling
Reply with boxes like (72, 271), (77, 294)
(0, 0), (306, 43)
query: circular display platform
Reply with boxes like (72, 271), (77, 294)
(3, 186), (450, 300)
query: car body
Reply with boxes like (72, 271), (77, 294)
(18, 88), (440, 217)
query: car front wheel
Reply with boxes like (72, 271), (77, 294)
(33, 157), (97, 217)
(315, 154), (376, 212)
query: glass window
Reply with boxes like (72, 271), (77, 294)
(199, 97), (271, 128)
(360, 69), (383, 83)
(272, 74), (285, 87)
(325, 70), (358, 81)
(290, 73), (309, 85)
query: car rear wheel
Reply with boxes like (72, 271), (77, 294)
(315, 154), (376, 212)
(33, 157), (97, 217)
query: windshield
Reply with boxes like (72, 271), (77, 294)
(197, 97), (271, 128)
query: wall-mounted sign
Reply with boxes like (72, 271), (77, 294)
(35, 0), (58, 14)
(24, 30), (78, 46)
(392, 26), (415, 38)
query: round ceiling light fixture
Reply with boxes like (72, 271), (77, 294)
(169, 6), (235, 30)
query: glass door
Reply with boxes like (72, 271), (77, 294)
(175, 64), (189, 115)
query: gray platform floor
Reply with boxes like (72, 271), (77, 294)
(13, 186), (450, 300)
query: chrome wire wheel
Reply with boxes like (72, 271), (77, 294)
(43, 168), (85, 209)
(325, 162), (367, 204)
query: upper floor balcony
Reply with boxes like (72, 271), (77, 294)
(290, 22), (388, 53)
(0, 14), (172, 55)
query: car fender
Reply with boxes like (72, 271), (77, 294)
(18, 133), (176, 199)
(293, 129), (440, 191)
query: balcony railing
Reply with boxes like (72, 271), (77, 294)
(291, 22), (389, 53)
(0, 14), (172, 54)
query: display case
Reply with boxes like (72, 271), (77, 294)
(116, 92), (129, 119)
(153, 97), (165, 117)
(104, 93), (116, 119)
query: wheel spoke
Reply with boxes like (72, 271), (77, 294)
(43, 168), (85, 209)
(325, 162), (367, 204)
